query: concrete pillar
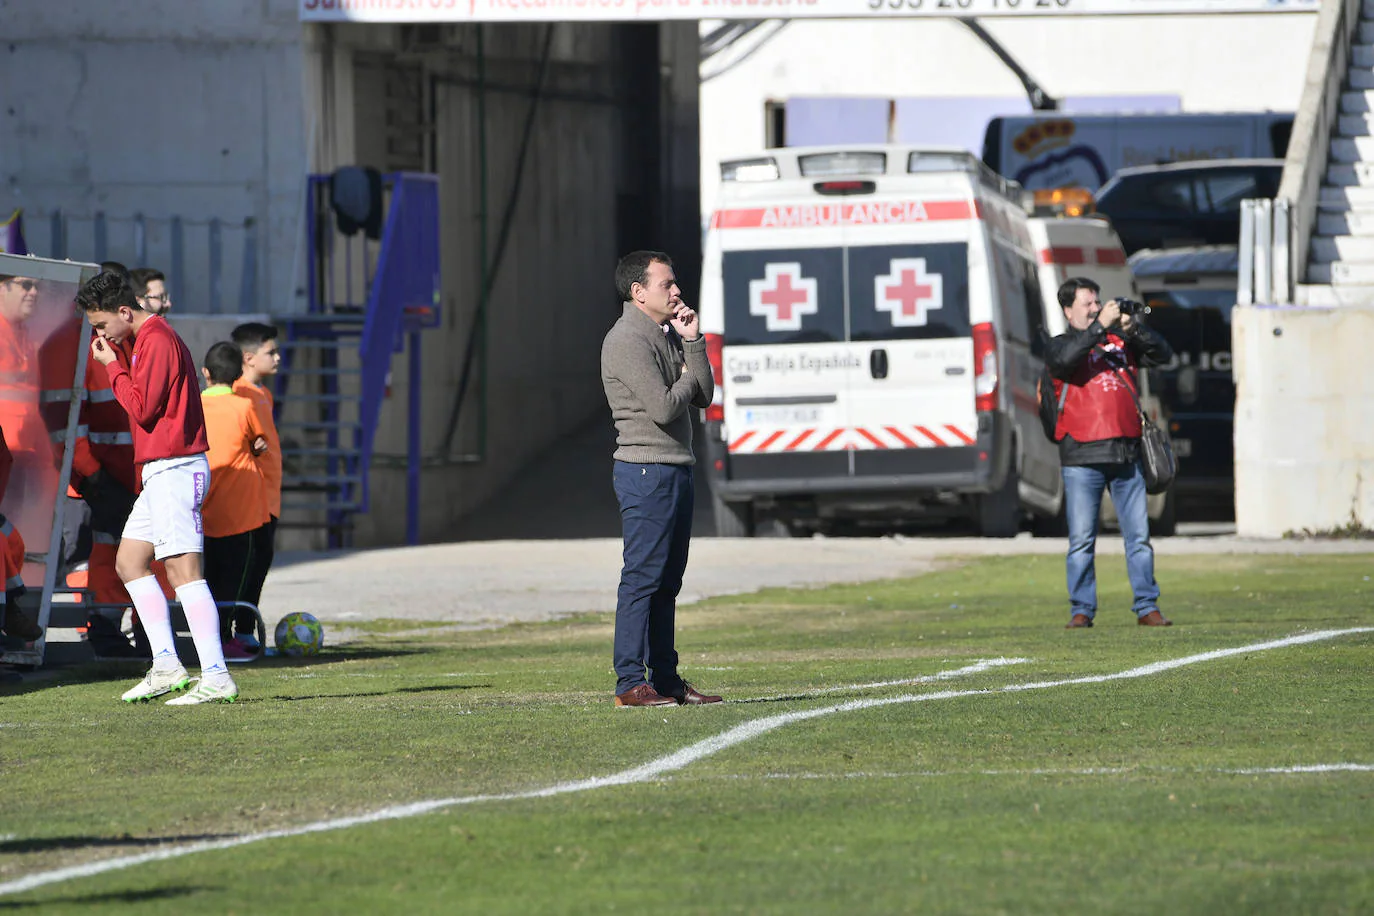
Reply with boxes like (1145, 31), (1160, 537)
(1233, 303), (1374, 536)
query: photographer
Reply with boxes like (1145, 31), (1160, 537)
(1045, 277), (1174, 629)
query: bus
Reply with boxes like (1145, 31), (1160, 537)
(982, 112), (1293, 193)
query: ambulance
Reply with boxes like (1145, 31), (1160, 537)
(698, 145), (1157, 537)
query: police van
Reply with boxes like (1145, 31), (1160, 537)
(700, 145), (1107, 536)
(1128, 244), (1239, 521)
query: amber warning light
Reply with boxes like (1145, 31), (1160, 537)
(1032, 187), (1095, 218)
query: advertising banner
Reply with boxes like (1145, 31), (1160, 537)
(301, 0), (1319, 24)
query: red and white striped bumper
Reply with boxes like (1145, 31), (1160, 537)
(728, 424), (976, 454)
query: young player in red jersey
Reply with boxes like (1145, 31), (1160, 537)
(78, 270), (238, 704)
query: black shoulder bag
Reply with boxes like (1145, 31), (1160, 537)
(1101, 352), (1177, 496)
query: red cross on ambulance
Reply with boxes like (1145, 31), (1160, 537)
(748, 262), (818, 332)
(874, 258), (943, 328)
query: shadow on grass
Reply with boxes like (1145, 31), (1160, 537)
(730, 693), (835, 705)
(0, 644), (437, 698)
(262, 682), (492, 702)
(0, 886), (206, 909)
(0, 834), (235, 854)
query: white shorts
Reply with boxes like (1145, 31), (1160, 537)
(123, 454), (210, 561)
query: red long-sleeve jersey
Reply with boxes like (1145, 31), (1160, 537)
(102, 315), (208, 466)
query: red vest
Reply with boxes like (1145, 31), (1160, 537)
(1053, 334), (1142, 443)
(37, 317), (138, 493)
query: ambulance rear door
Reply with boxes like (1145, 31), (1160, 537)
(843, 198), (979, 482)
(717, 212), (854, 486)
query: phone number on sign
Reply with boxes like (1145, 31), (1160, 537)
(865, 0), (1071, 9)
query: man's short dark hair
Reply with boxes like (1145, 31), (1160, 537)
(100, 261), (131, 285)
(129, 267), (165, 299)
(203, 341), (245, 386)
(231, 322), (278, 352)
(614, 250), (672, 302)
(1057, 276), (1101, 310)
(76, 270), (139, 314)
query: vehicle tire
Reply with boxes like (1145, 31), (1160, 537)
(712, 491), (754, 537)
(976, 467), (1020, 539)
(1150, 486), (1177, 538)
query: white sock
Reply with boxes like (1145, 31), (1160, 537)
(126, 575), (178, 668)
(176, 579), (229, 681)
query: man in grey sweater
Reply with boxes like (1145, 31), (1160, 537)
(600, 250), (722, 708)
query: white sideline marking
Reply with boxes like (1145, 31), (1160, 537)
(1225, 763), (1374, 775)
(1, 626), (1369, 898)
(697, 763), (1374, 780)
(742, 657), (1029, 702)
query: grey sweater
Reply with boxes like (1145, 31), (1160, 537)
(600, 302), (714, 465)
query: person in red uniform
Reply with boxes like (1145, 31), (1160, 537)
(0, 274), (48, 518)
(0, 426), (41, 648)
(78, 270), (237, 704)
(37, 290), (169, 658)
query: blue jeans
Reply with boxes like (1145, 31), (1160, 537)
(612, 461), (693, 696)
(1062, 462), (1160, 620)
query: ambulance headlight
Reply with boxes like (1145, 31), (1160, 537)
(721, 157), (779, 182)
(798, 152), (886, 178)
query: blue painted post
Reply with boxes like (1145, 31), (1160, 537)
(48, 210), (65, 259)
(239, 218), (258, 313)
(407, 330), (421, 546)
(93, 212), (107, 264)
(133, 212), (147, 266)
(170, 216), (185, 307)
(307, 179), (319, 313)
(209, 217), (222, 314)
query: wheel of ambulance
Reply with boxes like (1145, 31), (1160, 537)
(712, 491), (754, 538)
(976, 467), (1020, 539)
(1149, 486), (1177, 538)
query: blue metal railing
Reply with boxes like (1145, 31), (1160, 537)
(39, 208), (258, 314)
(283, 171), (440, 547)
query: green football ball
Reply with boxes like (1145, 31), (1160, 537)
(274, 612), (324, 657)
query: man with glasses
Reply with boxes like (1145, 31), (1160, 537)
(130, 268), (170, 316)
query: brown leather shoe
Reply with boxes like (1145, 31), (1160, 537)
(1137, 610), (1173, 627)
(2, 604), (42, 641)
(1065, 614), (1093, 629)
(614, 684), (677, 707)
(670, 683), (723, 705)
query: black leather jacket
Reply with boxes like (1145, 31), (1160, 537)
(1044, 318), (1173, 466)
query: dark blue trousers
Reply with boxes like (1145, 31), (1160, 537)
(612, 461), (693, 696)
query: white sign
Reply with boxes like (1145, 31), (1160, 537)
(300, 0), (1318, 24)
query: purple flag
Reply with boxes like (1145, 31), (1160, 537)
(1, 209), (27, 256)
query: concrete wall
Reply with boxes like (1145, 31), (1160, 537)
(1233, 304), (1374, 537)
(304, 22), (700, 546)
(0, 0), (309, 315)
(699, 13), (1318, 216)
